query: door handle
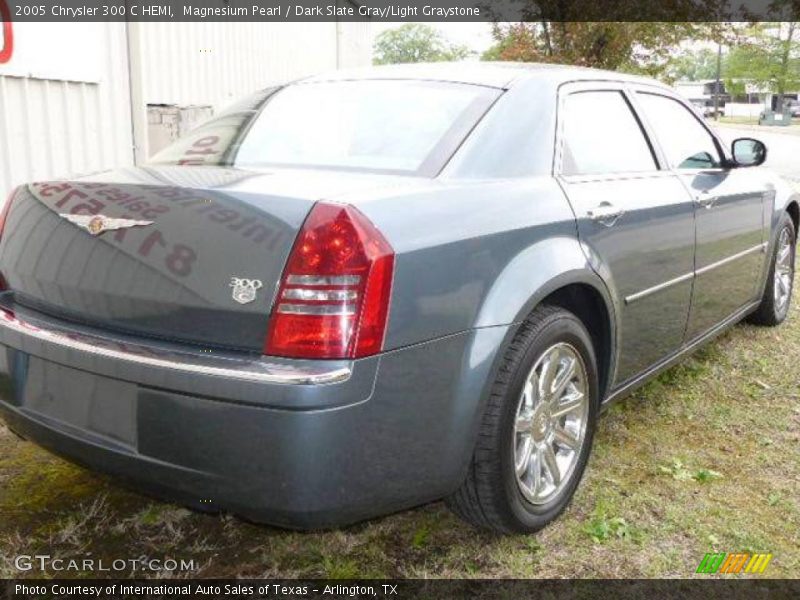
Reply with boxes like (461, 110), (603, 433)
(587, 202), (624, 226)
(695, 190), (717, 209)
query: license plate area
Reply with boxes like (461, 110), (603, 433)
(21, 356), (137, 449)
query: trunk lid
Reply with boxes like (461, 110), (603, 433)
(0, 166), (411, 352)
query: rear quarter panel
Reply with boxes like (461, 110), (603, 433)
(350, 177), (613, 351)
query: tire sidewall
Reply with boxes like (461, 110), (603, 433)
(500, 312), (600, 529)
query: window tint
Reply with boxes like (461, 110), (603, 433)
(562, 91), (656, 176)
(636, 93), (722, 170)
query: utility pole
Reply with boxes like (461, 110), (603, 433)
(713, 39), (722, 121)
(126, 22), (149, 163)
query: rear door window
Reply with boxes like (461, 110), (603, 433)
(561, 91), (657, 176)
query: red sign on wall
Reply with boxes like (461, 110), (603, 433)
(0, 0), (13, 64)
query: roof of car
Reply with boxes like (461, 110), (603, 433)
(300, 62), (668, 90)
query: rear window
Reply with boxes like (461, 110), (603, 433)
(150, 80), (499, 175)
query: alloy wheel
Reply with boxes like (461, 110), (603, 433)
(513, 342), (590, 505)
(774, 226), (794, 313)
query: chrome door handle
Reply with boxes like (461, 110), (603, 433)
(587, 203), (624, 226)
(696, 191), (717, 209)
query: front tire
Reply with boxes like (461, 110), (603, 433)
(447, 305), (599, 533)
(748, 213), (796, 326)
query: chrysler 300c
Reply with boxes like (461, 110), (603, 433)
(0, 64), (796, 533)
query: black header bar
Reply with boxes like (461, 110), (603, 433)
(2, 0), (793, 22)
(3, 579), (800, 600)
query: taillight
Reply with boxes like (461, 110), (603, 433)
(265, 202), (394, 359)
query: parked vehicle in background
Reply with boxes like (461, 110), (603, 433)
(676, 80), (729, 119)
(0, 63), (796, 534)
(690, 98), (725, 118)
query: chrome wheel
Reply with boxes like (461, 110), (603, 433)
(513, 342), (589, 505)
(774, 227), (794, 313)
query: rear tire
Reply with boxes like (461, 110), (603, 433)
(747, 213), (795, 327)
(446, 305), (599, 534)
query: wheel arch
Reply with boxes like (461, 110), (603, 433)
(471, 236), (619, 400)
(785, 199), (799, 234)
(538, 283), (614, 400)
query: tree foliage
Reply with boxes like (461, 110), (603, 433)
(725, 22), (800, 100)
(373, 24), (473, 66)
(664, 47), (721, 82)
(481, 22), (721, 78)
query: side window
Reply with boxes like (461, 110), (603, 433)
(561, 91), (657, 176)
(635, 93), (723, 170)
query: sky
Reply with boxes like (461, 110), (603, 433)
(371, 22), (496, 57)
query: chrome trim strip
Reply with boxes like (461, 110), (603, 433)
(695, 242), (768, 277)
(0, 310), (351, 386)
(278, 303), (356, 316)
(286, 274), (361, 286)
(282, 288), (358, 302)
(625, 242), (768, 305)
(624, 272), (694, 305)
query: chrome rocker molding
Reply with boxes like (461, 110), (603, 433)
(625, 242), (768, 305)
(0, 309), (352, 386)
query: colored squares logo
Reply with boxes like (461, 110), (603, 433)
(697, 552), (773, 574)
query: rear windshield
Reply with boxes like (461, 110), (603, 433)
(149, 80), (499, 175)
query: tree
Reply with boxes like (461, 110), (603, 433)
(725, 21), (800, 109)
(373, 24), (473, 65)
(664, 47), (722, 82)
(481, 22), (719, 78)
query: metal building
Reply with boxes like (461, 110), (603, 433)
(0, 21), (372, 197)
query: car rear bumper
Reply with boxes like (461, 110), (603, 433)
(0, 302), (511, 528)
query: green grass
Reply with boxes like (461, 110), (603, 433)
(1, 286), (799, 579)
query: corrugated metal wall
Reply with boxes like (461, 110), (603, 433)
(140, 22), (372, 113)
(0, 21), (372, 198)
(0, 24), (134, 197)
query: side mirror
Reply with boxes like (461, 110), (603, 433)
(731, 138), (767, 167)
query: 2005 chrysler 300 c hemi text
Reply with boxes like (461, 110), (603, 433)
(0, 63), (796, 533)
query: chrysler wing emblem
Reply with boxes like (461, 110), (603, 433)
(59, 214), (154, 236)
